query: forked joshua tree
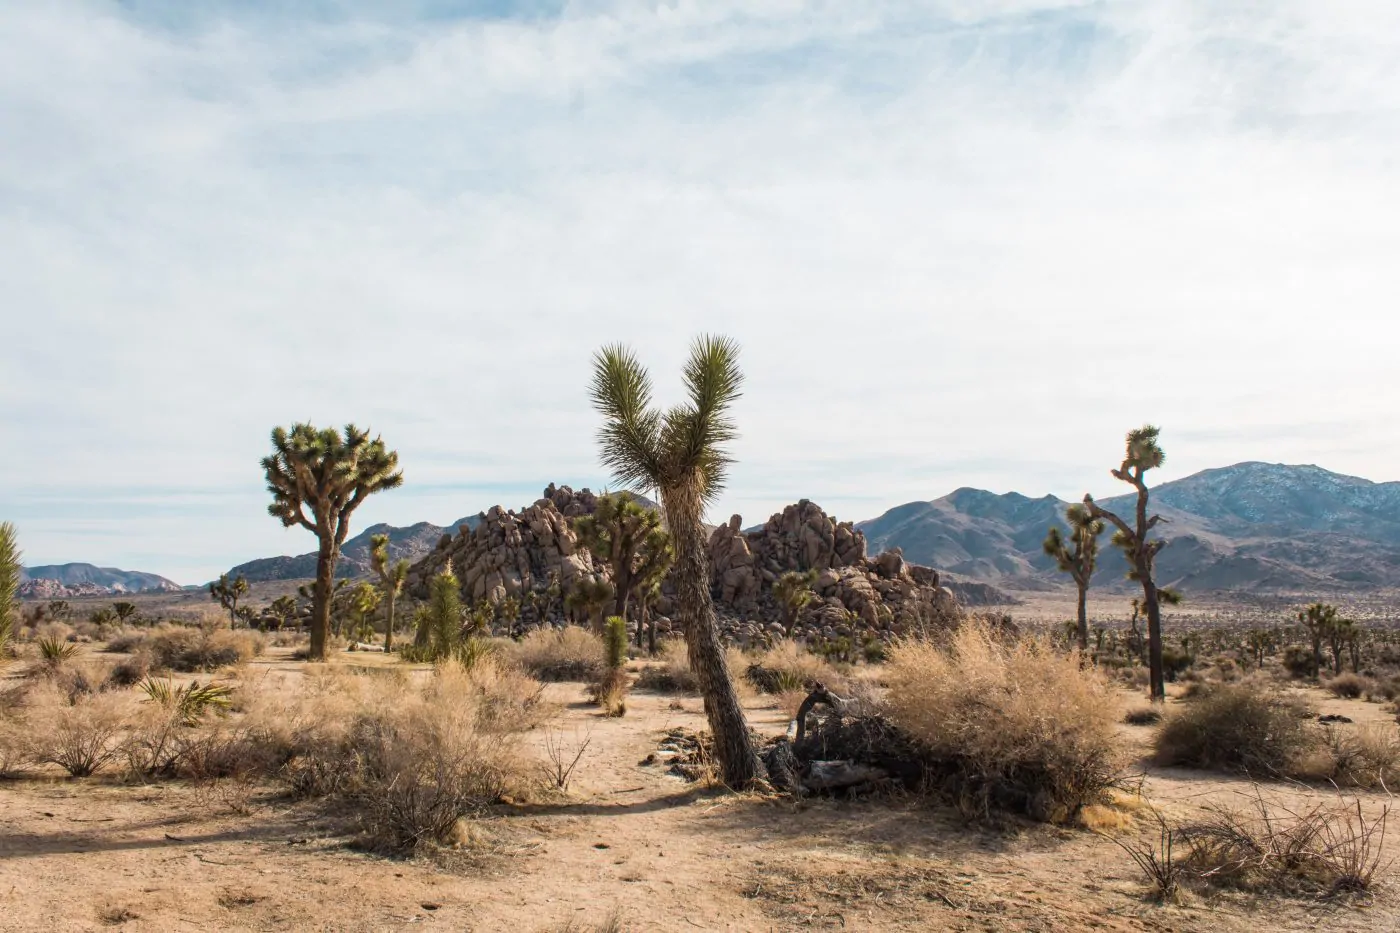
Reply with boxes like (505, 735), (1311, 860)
(1082, 425), (1181, 703)
(209, 573), (249, 627)
(1042, 504), (1104, 652)
(564, 577), (615, 634)
(369, 533), (410, 651)
(262, 423), (402, 661)
(572, 493), (673, 622)
(590, 335), (761, 788)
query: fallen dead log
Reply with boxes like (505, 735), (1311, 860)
(802, 760), (889, 792)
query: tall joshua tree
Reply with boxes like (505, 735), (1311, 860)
(564, 577), (615, 634)
(573, 493), (673, 622)
(1083, 425), (1181, 703)
(262, 423), (402, 661)
(1042, 504), (1105, 653)
(369, 533), (410, 651)
(0, 522), (20, 653)
(210, 573), (249, 627)
(590, 335), (761, 788)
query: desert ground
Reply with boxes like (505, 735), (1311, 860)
(2, 627), (1396, 933)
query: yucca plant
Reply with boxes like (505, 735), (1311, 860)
(1042, 504), (1105, 653)
(0, 521), (18, 655)
(592, 615), (630, 717)
(589, 335), (759, 786)
(1082, 425), (1182, 703)
(369, 533), (410, 651)
(38, 634), (78, 665)
(262, 423), (403, 660)
(140, 677), (233, 726)
(773, 570), (818, 637)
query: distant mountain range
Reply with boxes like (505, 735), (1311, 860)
(225, 517), (482, 583)
(19, 563), (183, 598)
(858, 463), (1400, 594)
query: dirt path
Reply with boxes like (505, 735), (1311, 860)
(2, 675), (1396, 932)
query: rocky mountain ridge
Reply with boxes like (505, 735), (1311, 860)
(18, 563), (182, 598)
(858, 462), (1400, 594)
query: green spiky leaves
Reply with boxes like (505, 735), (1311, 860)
(262, 423), (403, 541)
(590, 335), (743, 509)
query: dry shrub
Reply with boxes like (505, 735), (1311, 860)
(505, 627), (604, 682)
(1178, 793), (1391, 895)
(589, 669), (629, 717)
(107, 647), (153, 686)
(884, 622), (1125, 821)
(146, 626), (265, 672)
(24, 681), (135, 777)
(0, 713), (29, 775)
(1124, 706), (1163, 726)
(745, 641), (847, 695)
(104, 630), (149, 654)
(1154, 684), (1314, 777)
(279, 658), (547, 853)
(633, 640), (700, 694)
(1300, 724), (1400, 790)
(1326, 673), (1372, 700)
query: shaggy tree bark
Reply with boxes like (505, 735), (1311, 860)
(665, 485), (760, 789)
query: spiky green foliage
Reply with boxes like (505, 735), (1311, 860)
(1082, 425), (1179, 703)
(565, 577), (616, 634)
(603, 615), (629, 670)
(47, 600), (70, 621)
(1043, 504), (1105, 652)
(112, 601), (138, 625)
(347, 581), (382, 643)
(369, 533), (411, 650)
(38, 634), (77, 664)
(589, 335), (759, 787)
(426, 562), (463, 660)
(140, 677), (233, 726)
(209, 573), (249, 626)
(0, 521), (18, 653)
(773, 569), (818, 636)
(573, 493), (673, 624)
(262, 423), (403, 660)
(269, 594), (299, 630)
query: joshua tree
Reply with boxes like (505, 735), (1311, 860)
(0, 522), (19, 653)
(269, 594), (299, 631)
(573, 494), (673, 621)
(47, 600), (70, 621)
(423, 561), (463, 659)
(112, 601), (139, 625)
(637, 579), (665, 653)
(369, 533), (410, 651)
(1298, 602), (1336, 677)
(773, 569), (818, 637)
(209, 573), (249, 627)
(496, 595), (521, 638)
(1042, 504), (1105, 653)
(564, 577), (615, 634)
(1082, 426), (1181, 703)
(262, 423), (403, 661)
(345, 581), (382, 643)
(590, 335), (761, 788)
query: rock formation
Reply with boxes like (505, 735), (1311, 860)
(405, 486), (959, 645)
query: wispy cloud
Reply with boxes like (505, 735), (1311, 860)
(2, 1), (1397, 581)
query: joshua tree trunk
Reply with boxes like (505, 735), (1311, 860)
(311, 537), (337, 661)
(664, 485), (759, 788)
(383, 588), (396, 652)
(1140, 569), (1164, 702)
(613, 561), (633, 621)
(1075, 580), (1089, 653)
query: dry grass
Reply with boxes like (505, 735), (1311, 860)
(883, 621), (1126, 822)
(505, 627), (605, 682)
(1154, 683), (1314, 778)
(1297, 724), (1400, 791)
(633, 639), (699, 694)
(1326, 673), (1373, 700)
(744, 641), (847, 695)
(23, 680), (136, 777)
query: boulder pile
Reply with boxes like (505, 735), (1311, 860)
(405, 486), (959, 644)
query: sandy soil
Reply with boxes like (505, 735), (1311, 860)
(2, 650), (1397, 933)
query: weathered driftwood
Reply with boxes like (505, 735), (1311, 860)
(760, 684), (890, 796)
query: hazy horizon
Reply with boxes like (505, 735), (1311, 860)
(4, 3), (1397, 582)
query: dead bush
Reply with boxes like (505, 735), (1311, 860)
(505, 627), (604, 682)
(1154, 684), (1314, 777)
(278, 659), (547, 853)
(1300, 724), (1400, 791)
(883, 621), (1126, 822)
(1326, 673), (1372, 700)
(25, 681), (134, 777)
(146, 626), (264, 672)
(633, 640), (700, 694)
(1124, 706), (1163, 726)
(745, 641), (847, 695)
(107, 647), (154, 686)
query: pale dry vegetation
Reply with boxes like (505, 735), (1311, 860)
(883, 621), (1126, 822)
(504, 626), (605, 682)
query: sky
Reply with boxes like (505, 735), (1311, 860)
(2, 1), (1398, 585)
